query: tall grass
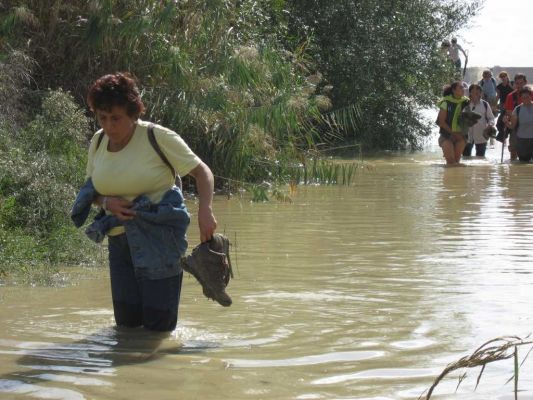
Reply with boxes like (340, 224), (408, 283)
(0, 0), (361, 186)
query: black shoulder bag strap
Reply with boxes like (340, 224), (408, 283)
(147, 123), (183, 189)
(515, 105), (521, 132)
(96, 130), (105, 150)
(147, 123), (175, 178)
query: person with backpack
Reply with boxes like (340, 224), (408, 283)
(495, 71), (514, 143)
(506, 86), (533, 162)
(80, 72), (218, 332)
(462, 83), (495, 157)
(479, 70), (498, 110)
(503, 73), (528, 160)
(437, 81), (470, 166)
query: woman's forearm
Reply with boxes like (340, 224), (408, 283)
(188, 161), (217, 241)
(190, 162), (214, 210)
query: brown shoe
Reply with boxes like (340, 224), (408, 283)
(181, 233), (233, 307)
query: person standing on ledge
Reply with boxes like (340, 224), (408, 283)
(85, 72), (217, 332)
(448, 37), (467, 74)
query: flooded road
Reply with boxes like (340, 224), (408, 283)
(1, 143), (533, 399)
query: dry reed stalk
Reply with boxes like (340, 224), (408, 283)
(420, 336), (533, 400)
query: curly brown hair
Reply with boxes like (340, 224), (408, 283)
(442, 81), (463, 96)
(87, 72), (145, 118)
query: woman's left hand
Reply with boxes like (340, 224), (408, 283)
(198, 206), (217, 242)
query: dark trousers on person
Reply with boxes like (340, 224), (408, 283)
(463, 142), (487, 157)
(516, 137), (533, 162)
(108, 234), (183, 332)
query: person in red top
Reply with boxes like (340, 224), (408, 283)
(504, 73), (528, 160)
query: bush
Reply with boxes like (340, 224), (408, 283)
(0, 152), (78, 235)
(21, 89), (89, 180)
(0, 89), (98, 278)
(0, 49), (34, 129)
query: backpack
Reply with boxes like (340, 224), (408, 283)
(478, 100), (489, 122)
(95, 123), (182, 188)
(479, 77), (497, 88)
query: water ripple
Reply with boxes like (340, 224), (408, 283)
(225, 350), (385, 368)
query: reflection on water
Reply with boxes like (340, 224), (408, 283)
(1, 146), (533, 399)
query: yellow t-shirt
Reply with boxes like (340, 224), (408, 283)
(86, 120), (201, 236)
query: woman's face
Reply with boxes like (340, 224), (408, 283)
(95, 106), (137, 142)
(452, 84), (464, 98)
(470, 87), (481, 102)
(500, 75), (509, 84)
(515, 78), (527, 91)
(521, 92), (532, 105)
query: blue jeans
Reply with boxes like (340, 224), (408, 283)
(108, 234), (183, 332)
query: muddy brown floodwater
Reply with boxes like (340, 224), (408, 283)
(1, 144), (533, 399)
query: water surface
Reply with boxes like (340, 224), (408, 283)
(1, 144), (533, 399)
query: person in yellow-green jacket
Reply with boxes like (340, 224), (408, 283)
(437, 81), (470, 166)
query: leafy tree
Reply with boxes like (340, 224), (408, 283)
(287, 0), (482, 149)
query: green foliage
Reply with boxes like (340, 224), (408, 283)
(248, 184), (270, 203)
(22, 89), (88, 161)
(0, 0), (482, 154)
(0, 88), (96, 277)
(0, 0), (350, 186)
(0, 48), (34, 129)
(295, 158), (361, 185)
(0, 151), (78, 235)
(287, 0), (482, 149)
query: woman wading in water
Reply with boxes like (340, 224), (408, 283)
(83, 72), (217, 331)
(437, 81), (470, 166)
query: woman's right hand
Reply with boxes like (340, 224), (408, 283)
(102, 196), (136, 221)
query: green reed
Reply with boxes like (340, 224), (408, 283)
(299, 158), (360, 186)
(421, 336), (533, 400)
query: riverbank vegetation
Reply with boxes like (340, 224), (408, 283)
(0, 0), (480, 275)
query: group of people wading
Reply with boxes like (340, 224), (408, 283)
(437, 71), (533, 166)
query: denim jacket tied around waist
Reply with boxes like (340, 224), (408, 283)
(71, 178), (190, 280)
